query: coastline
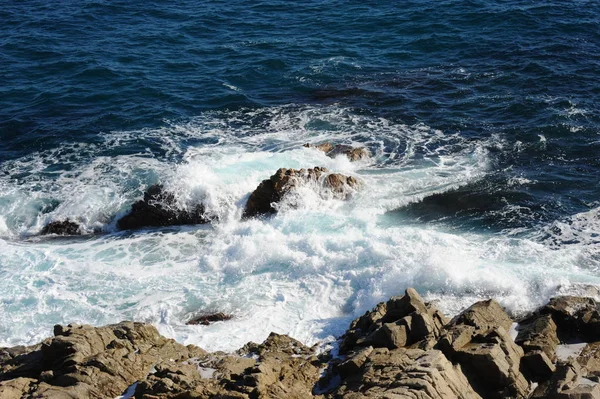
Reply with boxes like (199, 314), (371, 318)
(2, 288), (599, 398)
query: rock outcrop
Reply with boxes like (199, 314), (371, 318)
(243, 167), (360, 218)
(3, 289), (600, 399)
(304, 143), (370, 162)
(0, 322), (206, 398)
(117, 184), (210, 230)
(40, 220), (82, 236)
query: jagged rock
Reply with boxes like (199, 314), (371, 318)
(516, 313), (560, 360)
(40, 220), (81, 235)
(532, 360), (600, 398)
(304, 143), (369, 161)
(117, 184), (210, 230)
(515, 313), (560, 380)
(341, 288), (448, 353)
(0, 377), (37, 399)
(538, 296), (600, 342)
(186, 312), (233, 326)
(450, 298), (514, 333)
(521, 350), (556, 382)
(438, 300), (530, 399)
(0, 322), (206, 399)
(578, 342), (600, 380)
(333, 347), (482, 399)
(337, 346), (373, 378)
(243, 167), (360, 218)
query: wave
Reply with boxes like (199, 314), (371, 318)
(0, 105), (598, 352)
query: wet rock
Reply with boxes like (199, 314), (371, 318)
(40, 220), (81, 235)
(333, 347), (482, 399)
(117, 184), (210, 230)
(186, 312), (233, 326)
(243, 167), (359, 218)
(304, 142), (369, 161)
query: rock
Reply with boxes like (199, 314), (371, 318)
(521, 350), (556, 382)
(117, 184), (210, 230)
(304, 143), (369, 161)
(515, 313), (560, 360)
(578, 342), (600, 380)
(186, 312), (233, 326)
(539, 296), (600, 342)
(450, 298), (514, 333)
(0, 322), (206, 399)
(532, 360), (600, 398)
(242, 167), (359, 218)
(341, 288), (448, 353)
(333, 347), (482, 399)
(0, 377), (37, 399)
(40, 220), (81, 236)
(337, 346), (373, 378)
(438, 300), (530, 399)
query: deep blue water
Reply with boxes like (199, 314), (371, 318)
(2, 0), (599, 226)
(0, 0), (599, 349)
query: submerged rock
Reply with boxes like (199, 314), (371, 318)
(304, 142), (369, 161)
(243, 167), (360, 218)
(39, 220), (81, 236)
(186, 312), (233, 325)
(117, 184), (210, 230)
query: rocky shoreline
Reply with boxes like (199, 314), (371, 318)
(2, 288), (600, 398)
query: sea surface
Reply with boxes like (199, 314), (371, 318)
(1, 0), (599, 351)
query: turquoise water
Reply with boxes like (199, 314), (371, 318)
(0, 1), (599, 350)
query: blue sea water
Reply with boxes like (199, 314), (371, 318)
(0, 0), (599, 351)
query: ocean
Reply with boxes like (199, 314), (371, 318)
(0, 0), (599, 351)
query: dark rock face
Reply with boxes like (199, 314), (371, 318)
(304, 142), (370, 161)
(539, 295), (600, 341)
(39, 220), (81, 235)
(243, 167), (360, 218)
(186, 312), (233, 325)
(117, 184), (210, 230)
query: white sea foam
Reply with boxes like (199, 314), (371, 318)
(0, 105), (598, 352)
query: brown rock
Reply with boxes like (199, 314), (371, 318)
(0, 322), (206, 399)
(540, 296), (600, 342)
(532, 360), (600, 398)
(341, 288), (448, 353)
(243, 167), (359, 218)
(0, 377), (37, 399)
(439, 300), (530, 399)
(515, 313), (560, 360)
(305, 143), (370, 161)
(578, 342), (600, 379)
(334, 347), (482, 399)
(450, 298), (513, 333)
